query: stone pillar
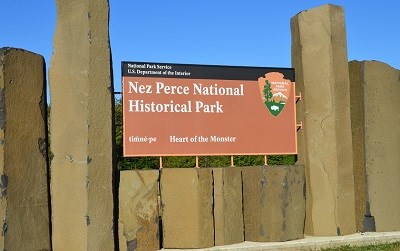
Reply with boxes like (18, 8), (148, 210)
(291, 4), (357, 236)
(213, 168), (243, 246)
(160, 168), (214, 249)
(0, 48), (51, 250)
(49, 0), (115, 250)
(118, 170), (160, 251)
(242, 166), (305, 242)
(349, 61), (400, 232)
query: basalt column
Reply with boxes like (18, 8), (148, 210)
(349, 61), (400, 232)
(118, 170), (160, 251)
(242, 166), (305, 242)
(0, 48), (51, 250)
(213, 168), (244, 245)
(49, 1), (114, 250)
(291, 4), (357, 236)
(161, 168), (214, 249)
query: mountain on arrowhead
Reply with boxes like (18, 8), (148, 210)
(272, 91), (288, 103)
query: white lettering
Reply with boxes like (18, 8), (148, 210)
(210, 136), (237, 142)
(195, 101), (223, 113)
(128, 100), (192, 113)
(128, 81), (152, 94)
(193, 83), (244, 96)
(156, 82), (189, 95)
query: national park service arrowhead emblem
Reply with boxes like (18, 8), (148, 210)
(258, 72), (291, 116)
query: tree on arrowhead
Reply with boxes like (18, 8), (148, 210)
(263, 80), (273, 102)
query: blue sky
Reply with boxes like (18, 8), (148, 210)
(1, 1), (399, 98)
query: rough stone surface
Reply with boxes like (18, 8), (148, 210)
(242, 166), (305, 242)
(0, 48), (51, 250)
(49, 0), (114, 250)
(348, 61), (368, 232)
(213, 168), (244, 246)
(161, 168), (214, 249)
(119, 170), (160, 251)
(349, 61), (400, 232)
(291, 4), (357, 236)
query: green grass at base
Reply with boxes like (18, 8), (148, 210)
(322, 242), (400, 251)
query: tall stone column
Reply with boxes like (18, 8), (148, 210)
(49, 1), (115, 250)
(0, 48), (51, 250)
(349, 61), (400, 232)
(291, 4), (356, 236)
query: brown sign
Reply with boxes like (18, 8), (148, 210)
(122, 62), (297, 156)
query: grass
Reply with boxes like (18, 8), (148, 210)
(322, 242), (400, 251)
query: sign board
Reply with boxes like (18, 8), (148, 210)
(122, 61), (297, 156)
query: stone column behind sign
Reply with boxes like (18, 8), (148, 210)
(291, 4), (357, 236)
(0, 48), (51, 250)
(49, 0), (114, 250)
(349, 61), (400, 232)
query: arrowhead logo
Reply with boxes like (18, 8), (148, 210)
(258, 72), (292, 117)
